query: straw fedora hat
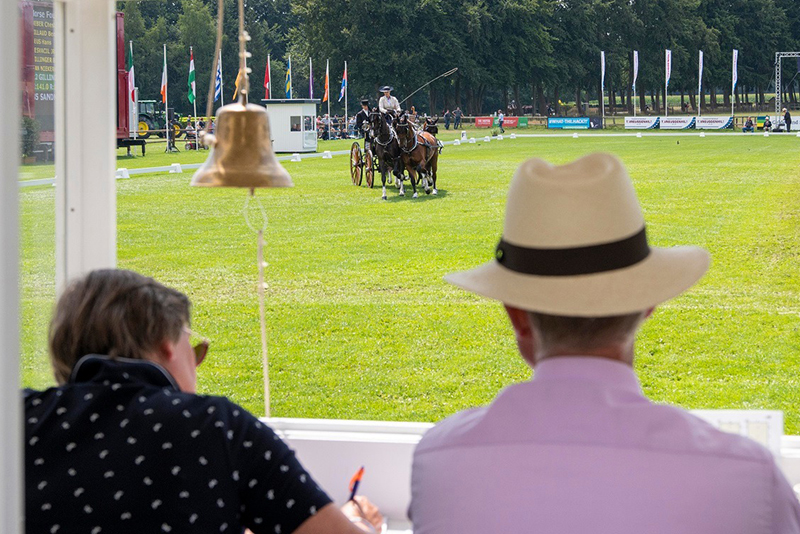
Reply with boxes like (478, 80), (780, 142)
(446, 153), (710, 316)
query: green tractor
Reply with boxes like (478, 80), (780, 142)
(136, 100), (183, 140)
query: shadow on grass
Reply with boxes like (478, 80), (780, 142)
(382, 188), (448, 203)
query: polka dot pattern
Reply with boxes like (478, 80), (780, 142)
(25, 355), (331, 534)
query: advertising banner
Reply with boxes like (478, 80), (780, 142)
(696, 116), (733, 129)
(660, 117), (696, 129)
(517, 117), (529, 128)
(475, 117), (493, 128)
(589, 117), (604, 129)
(624, 116), (660, 129)
(501, 117), (519, 128)
(548, 117), (591, 129)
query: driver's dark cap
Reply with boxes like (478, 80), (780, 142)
(379, 86), (393, 92)
(361, 100), (369, 106)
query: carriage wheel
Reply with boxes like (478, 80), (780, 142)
(365, 149), (375, 188)
(349, 142), (363, 186)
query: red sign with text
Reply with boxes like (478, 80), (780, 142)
(502, 117), (519, 128)
(475, 117), (493, 128)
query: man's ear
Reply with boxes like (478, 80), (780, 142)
(153, 338), (176, 364)
(504, 305), (537, 367)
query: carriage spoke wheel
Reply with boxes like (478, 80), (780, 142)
(349, 142), (363, 186)
(365, 149), (375, 188)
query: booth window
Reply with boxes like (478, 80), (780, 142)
(304, 116), (314, 131)
(290, 116), (301, 132)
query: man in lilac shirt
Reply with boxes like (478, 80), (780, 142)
(409, 153), (800, 533)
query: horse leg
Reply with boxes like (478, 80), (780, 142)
(380, 162), (388, 200)
(430, 153), (438, 195)
(394, 160), (405, 196)
(407, 166), (418, 198)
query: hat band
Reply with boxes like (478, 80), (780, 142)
(495, 227), (650, 276)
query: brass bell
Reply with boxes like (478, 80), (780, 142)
(191, 102), (293, 188)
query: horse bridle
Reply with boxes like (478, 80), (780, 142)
(370, 112), (397, 147)
(395, 121), (419, 153)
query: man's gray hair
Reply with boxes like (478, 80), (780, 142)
(527, 311), (646, 352)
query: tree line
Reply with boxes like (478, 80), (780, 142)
(121, 0), (800, 117)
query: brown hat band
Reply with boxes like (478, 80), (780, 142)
(495, 227), (650, 276)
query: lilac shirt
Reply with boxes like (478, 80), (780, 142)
(410, 357), (800, 534)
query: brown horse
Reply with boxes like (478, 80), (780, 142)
(395, 113), (439, 197)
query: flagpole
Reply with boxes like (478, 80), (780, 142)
(633, 50), (637, 117)
(344, 61), (348, 136)
(326, 59), (330, 126)
(191, 46), (198, 147)
(309, 56), (313, 99)
(267, 54), (271, 99)
(664, 50), (668, 117)
(164, 44), (170, 152)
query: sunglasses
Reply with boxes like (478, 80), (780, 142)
(183, 327), (210, 366)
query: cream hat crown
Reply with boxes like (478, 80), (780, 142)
(445, 153), (710, 316)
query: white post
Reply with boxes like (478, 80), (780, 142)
(600, 51), (605, 128)
(56, 0), (117, 290)
(326, 59), (330, 127)
(0, 0), (21, 527)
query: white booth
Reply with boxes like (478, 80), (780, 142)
(262, 99), (320, 153)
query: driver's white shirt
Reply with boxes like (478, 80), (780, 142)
(379, 95), (400, 114)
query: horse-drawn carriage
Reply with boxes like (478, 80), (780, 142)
(348, 110), (441, 199)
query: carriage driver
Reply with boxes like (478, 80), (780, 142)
(355, 99), (372, 151)
(379, 86), (401, 125)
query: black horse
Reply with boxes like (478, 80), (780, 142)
(368, 110), (406, 200)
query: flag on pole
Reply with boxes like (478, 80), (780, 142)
(632, 50), (639, 90)
(214, 50), (223, 103)
(127, 41), (135, 103)
(233, 69), (242, 100)
(188, 48), (196, 104)
(338, 63), (347, 102)
(309, 57), (314, 99)
(732, 49), (739, 93)
(698, 50), (704, 98)
(601, 51), (606, 89)
(160, 46), (168, 103)
(665, 49), (672, 88)
(285, 56), (292, 98)
(323, 60), (329, 102)
(264, 54), (270, 98)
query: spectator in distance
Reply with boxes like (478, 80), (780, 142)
(783, 107), (791, 133)
(742, 117), (754, 133)
(409, 152), (800, 534)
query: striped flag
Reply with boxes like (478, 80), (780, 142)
(233, 69), (242, 100)
(632, 50), (638, 91)
(601, 51), (605, 90)
(264, 54), (271, 98)
(309, 57), (313, 99)
(285, 56), (292, 98)
(338, 62), (347, 102)
(732, 49), (739, 93)
(127, 41), (135, 103)
(665, 49), (672, 88)
(187, 48), (196, 104)
(160, 45), (168, 104)
(323, 60), (329, 102)
(214, 50), (223, 103)
(698, 50), (704, 99)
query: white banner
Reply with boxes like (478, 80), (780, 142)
(696, 116), (733, 129)
(732, 49), (738, 92)
(665, 49), (672, 87)
(601, 51), (606, 89)
(698, 50), (703, 98)
(625, 116), (660, 129)
(633, 50), (639, 90)
(660, 117), (696, 129)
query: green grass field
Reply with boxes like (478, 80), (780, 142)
(19, 132), (800, 432)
